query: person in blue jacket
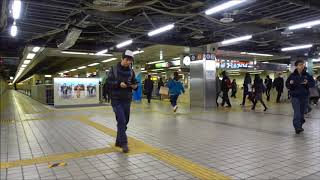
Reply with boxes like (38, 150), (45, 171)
(286, 60), (315, 134)
(167, 72), (185, 112)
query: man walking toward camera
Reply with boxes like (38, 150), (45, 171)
(286, 60), (315, 134)
(107, 50), (138, 153)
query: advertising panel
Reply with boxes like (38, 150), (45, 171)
(54, 78), (100, 107)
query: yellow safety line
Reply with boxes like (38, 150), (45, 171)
(76, 116), (230, 180)
(0, 147), (116, 169)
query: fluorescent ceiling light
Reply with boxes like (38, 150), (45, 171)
(288, 20), (320, 30)
(63, 71), (69, 73)
(262, 62), (269, 63)
(242, 52), (274, 57)
(281, 44), (313, 51)
(116, 40), (133, 48)
(222, 35), (252, 45)
(45, 75), (52, 78)
(169, 66), (180, 69)
(77, 66), (86, 69)
(32, 46), (40, 52)
(61, 51), (88, 55)
(10, 24), (17, 37)
(147, 60), (164, 65)
(141, 68), (145, 70)
(313, 59), (320, 62)
(70, 69), (77, 71)
(133, 50), (144, 55)
(21, 64), (27, 68)
(26, 53), (36, 59)
(96, 49), (108, 55)
(10, 76), (13, 80)
(148, 24), (175, 37)
(151, 69), (164, 71)
(12, 0), (21, 19)
(88, 63), (100, 66)
(205, 0), (247, 15)
(23, 60), (31, 64)
(102, 58), (117, 63)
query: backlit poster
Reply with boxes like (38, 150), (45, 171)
(54, 78), (100, 107)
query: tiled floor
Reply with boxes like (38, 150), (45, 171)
(1, 90), (320, 180)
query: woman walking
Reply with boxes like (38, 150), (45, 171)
(167, 72), (185, 112)
(252, 74), (268, 111)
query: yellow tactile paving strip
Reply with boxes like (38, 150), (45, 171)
(0, 91), (230, 180)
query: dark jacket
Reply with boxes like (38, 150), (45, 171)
(286, 69), (315, 98)
(273, 77), (284, 92)
(144, 79), (154, 93)
(158, 80), (164, 89)
(107, 62), (137, 101)
(253, 78), (264, 94)
(264, 78), (273, 88)
(243, 76), (252, 93)
(221, 75), (231, 92)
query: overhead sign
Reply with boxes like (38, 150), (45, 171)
(256, 62), (287, 71)
(217, 59), (252, 69)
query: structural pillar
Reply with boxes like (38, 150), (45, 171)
(189, 44), (217, 110)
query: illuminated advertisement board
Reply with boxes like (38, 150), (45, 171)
(54, 78), (100, 107)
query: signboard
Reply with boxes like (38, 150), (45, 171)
(256, 63), (287, 71)
(54, 78), (100, 107)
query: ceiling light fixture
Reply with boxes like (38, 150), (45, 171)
(10, 23), (17, 37)
(313, 59), (320, 62)
(102, 58), (117, 63)
(88, 63), (100, 66)
(23, 60), (31, 64)
(61, 51), (88, 55)
(77, 66), (86, 69)
(32, 47), (41, 52)
(96, 49), (108, 55)
(133, 50), (144, 55)
(221, 35), (252, 45)
(63, 71), (69, 73)
(70, 69), (77, 71)
(147, 60), (164, 65)
(241, 52), (273, 57)
(205, 0), (247, 15)
(116, 40), (133, 48)
(148, 24), (175, 37)
(12, 0), (22, 19)
(26, 53), (36, 59)
(281, 44), (313, 51)
(288, 20), (320, 30)
(10, 76), (14, 80)
(21, 64), (27, 68)
(44, 75), (52, 78)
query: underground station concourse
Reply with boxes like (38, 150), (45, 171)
(1, 0), (320, 180)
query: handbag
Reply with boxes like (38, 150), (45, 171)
(159, 86), (169, 96)
(309, 87), (319, 98)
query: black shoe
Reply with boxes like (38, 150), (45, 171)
(122, 145), (129, 153)
(295, 128), (304, 134)
(302, 119), (306, 125)
(251, 107), (255, 110)
(264, 107), (268, 111)
(115, 143), (121, 148)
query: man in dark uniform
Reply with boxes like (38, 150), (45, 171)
(221, 71), (232, 107)
(273, 73), (284, 103)
(107, 50), (138, 153)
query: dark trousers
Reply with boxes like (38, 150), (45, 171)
(291, 97), (306, 130)
(266, 87), (271, 101)
(242, 92), (254, 105)
(252, 94), (267, 110)
(276, 91), (282, 103)
(221, 91), (231, 107)
(231, 90), (237, 98)
(111, 100), (131, 146)
(170, 94), (179, 107)
(146, 92), (152, 103)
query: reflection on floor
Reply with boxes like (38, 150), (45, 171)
(1, 90), (320, 180)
